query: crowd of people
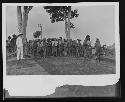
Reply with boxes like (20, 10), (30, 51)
(7, 34), (109, 60)
(6, 34), (17, 56)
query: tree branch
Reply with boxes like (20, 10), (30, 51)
(27, 6), (33, 14)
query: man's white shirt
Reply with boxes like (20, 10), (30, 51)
(16, 36), (23, 47)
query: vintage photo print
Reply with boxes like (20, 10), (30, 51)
(3, 2), (120, 97)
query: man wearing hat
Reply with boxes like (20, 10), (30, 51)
(94, 38), (101, 61)
(83, 35), (91, 58)
(83, 35), (91, 46)
(95, 38), (101, 50)
(76, 39), (82, 57)
(16, 33), (24, 67)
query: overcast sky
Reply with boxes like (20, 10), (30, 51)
(6, 5), (115, 46)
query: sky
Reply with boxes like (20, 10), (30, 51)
(6, 5), (115, 46)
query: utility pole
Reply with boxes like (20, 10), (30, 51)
(38, 24), (42, 39)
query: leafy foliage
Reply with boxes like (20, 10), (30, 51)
(44, 6), (79, 25)
(33, 31), (41, 38)
(70, 22), (75, 29)
(24, 6), (33, 13)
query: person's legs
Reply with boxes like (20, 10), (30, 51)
(52, 47), (54, 56)
(20, 46), (24, 59)
(17, 47), (20, 60)
(16, 47), (21, 68)
(20, 46), (25, 67)
(76, 49), (78, 57)
(43, 47), (46, 58)
(56, 48), (57, 57)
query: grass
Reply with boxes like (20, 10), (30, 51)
(6, 56), (116, 75)
(35, 56), (115, 75)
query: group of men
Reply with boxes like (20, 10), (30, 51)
(24, 35), (104, 59)
(6, 35), (17, 56)
(7, 33), (105, 62)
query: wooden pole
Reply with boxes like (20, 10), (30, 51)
(40, 25), (42, 40)
(38, 24), (42, 40)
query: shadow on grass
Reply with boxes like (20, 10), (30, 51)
(34, 57), (84, 75)
(34, 59), (57, 75)
(35, 57), (115, 75)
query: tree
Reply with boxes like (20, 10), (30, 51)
(44, 6), (79, 39)
(17, 6), (33, 43)
(33, 31), (41, 38)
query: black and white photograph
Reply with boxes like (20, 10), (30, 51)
(5, 3), (118, 75)
(3, 2), (120, 97)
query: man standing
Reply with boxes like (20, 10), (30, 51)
(16, 33), (24, 68)
(43, 39), (47, 58)
(83, 35), (91, 47)
(58, 37), (62, 56)
(10, 34), (17, 56)
(95, 38), (101, 61)
(76, 39), (81, 57)
(83, 35), (91, 58)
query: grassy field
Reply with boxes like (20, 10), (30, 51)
(6, 55), (116, 75)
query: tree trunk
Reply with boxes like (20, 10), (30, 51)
(17, 6), (33, 56)
(17, 6), (28, 43)
(67, 7), (71, 39)
(17, 6), (22, 34)
(22, 8), (28, 43)
(64, 12), (68, 39)
(22, 7), (29, 56)
(65, 20), (68, 39)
